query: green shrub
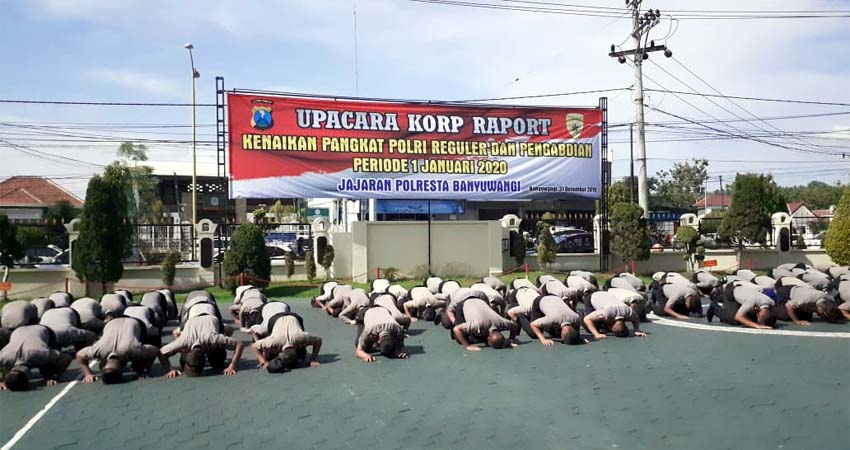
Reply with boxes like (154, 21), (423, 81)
(223, 224), (271, 290)
(305, 250), (317, 283)
(160, 251), (179, 287)
(825, 187), (850, 264)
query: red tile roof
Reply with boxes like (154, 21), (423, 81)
(812, 209), (833, 218)
(693, 194), (731, 208)
(0, 176), (83, 207)
(786, 202), (804, 214)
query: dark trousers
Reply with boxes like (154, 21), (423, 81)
(712, 300), (742, 325)
(770, 298), (813, 322)
(517, 315), (536, 339)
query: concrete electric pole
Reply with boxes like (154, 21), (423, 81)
(610, 1), (673, 217)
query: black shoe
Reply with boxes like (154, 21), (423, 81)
(706, 303), (716, 323)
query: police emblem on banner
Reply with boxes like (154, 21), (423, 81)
(251, 99), (274, 130)
(565, 113), (584, 139)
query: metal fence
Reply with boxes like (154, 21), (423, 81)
(697, 213), (830, 250)
(217, 222), (314, 261)
(131, 223), (195, 264)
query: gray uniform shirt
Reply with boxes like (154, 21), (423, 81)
(388, 285), (409, 302)
(161, 315), (236, 355)
(532, 296), (580, 332)
(374, 294), (406, 320)
(249, 302), (292, 337)
(256, 315), (321, 352)
(371, 279), (391, 294)
(508, 287), (540, 316)
(315, 282), (338, 302)
(2, 301), (37, 329)
(124, 306), (158, 337)
(512, 278), (537, 291)
(481, 276), (506, 293)
(566, 276), (597, 294)
(778, 277), (808, 288)
(339, 289), (371, 319)
(736, 270), (758, 282)
(358, 308), (403, 350)
(662, 283), (698, 308)
(590, 291), (624, 310)
(569, 270), (595, 283)
(0, 325), (63, 371)
(447, 288), (488, 311)
(607, 288), (644, 305)
(239, 290), (268, 314)
(426, 277), (443, 295)
(609, 277), (638, 292)
(542, 279), (579, 300)
(30, 298), (54, 319)
(48, 292), (72, 308)
(458, 298), (514, 335)
(406, 287), (442, 309)
(617, 273), (645, 291)
(100, 294), (127, 317)
(800, 271), (830, 290)
(326, 285), (354, 309)
(140, 292), (166, 320)
(470, 283), (504, 306)
(76, 318), (157, 362)
(586, 304), (635, 323)
(838, 279), (850, 304)
(753, 276), (776, 289)
(787, 286), (827, 313)
(71, 298), (102, 325)
(537, 274), (558, 286)
(731, 286), (774, 314)
(40, 307), (94, 347)
(694, 271), (720, 289)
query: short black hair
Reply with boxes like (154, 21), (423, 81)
(183, 348), (206, 377)
(487, 330), (506, 349)
(819, 301), (844, 323)
(612, 320), (629, 338)
(422, 307), (436, 322)
(101, 368), (123, 385)
(281, 347), (300, 370)
(562, 326), (581, 345)
(379, 335), (396, 357)
(266, 357), (286, 373)
(4, 369), (29, 391)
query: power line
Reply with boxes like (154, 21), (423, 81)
(0, 99), (216, 107)
(0, 139), (105, 168)
(643, 88), (850, 107)
(452, 87), (631, 103)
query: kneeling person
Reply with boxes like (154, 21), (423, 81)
(252, 312), (322, 372)
(0, 325), (73, 391)
(354, 307), (408, 362)
(451, 297), (519, 352)
(528, 295), (586, 346)
(76, 317), (174, 384)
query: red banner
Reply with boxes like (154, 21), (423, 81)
(227, 93), (603, 200)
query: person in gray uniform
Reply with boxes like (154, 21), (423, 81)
(40, 307), (96, 350)
(440, 288), (489, 329)
(322, 284), (354, 317)
(403, 286), (445, 322)
(706, 284), (774, 329)
(539, 277), (580, 310)
(603, 273), (646, 292)
(160, 311), (245, 377)
(582, 301), (646, 340)
(388, 285), (410, 310)
(229, 285), (260, 317)
(311, 281), (339, 308)
(71, 298), (104, 334)
(652, 282), (702, 320)
(76, 317), (175, 384)
(354, 307), (408, 362)
(251, 312), (322, 372)
(425, 276), (443, 295)
(114, 290), (133, 305)
(158, 288), (179, 321)
(469, 282), (506, 315)
(691, 270), (722, 297)
(0, 325), (73, 391)
(140, 291), (168, 329)
(236, 290), (268, 327)
(48, 292), (73, 308)
(373, 293), (412, 329)
(481, 276), (507, 296)
(100, 293), (128, 318)
(245, 302), (292, 339)
(339, 289), (372, 325)
(371, 278), (391, 295)
(2, 300), (38, 330)
(449, 297), (519, 351)
(771, 284), (842, 325)
(830, 276), (850, 320)
(798, 270), (831, 290)
(526, 295), (585, 346)
(30, 298), (55, 319)
(507, 286), (543, 338)
(124, 305), (162, 347)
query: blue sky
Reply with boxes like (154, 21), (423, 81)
(1, 0), (849, 198)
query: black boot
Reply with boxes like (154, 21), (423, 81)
(706, 301), (716, 323)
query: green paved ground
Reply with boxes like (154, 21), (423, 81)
(2, 299), (848, 450)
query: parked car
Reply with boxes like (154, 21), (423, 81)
(17, 245), (65, 266)
(554, 231), (594, 253)
(266, 243), (296, 260)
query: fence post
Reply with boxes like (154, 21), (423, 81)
(376, 267), (381, 280)
(631, 261), (636, 275)
(65, 277), (69, 294)
(524, 263), (529, 279)
(239, 273), (244, 286)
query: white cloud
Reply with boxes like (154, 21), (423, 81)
(88, 68), (180, 97)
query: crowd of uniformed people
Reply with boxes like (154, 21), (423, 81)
(1, 262), (848, 391)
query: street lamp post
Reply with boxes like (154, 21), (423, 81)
(185, 43), (200, 258)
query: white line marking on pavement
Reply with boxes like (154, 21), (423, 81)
(1, 361), (97, 450)
(648, 314), (850, 338)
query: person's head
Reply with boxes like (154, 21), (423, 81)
(611, 319), (629, 338)
(207, 347), (227, 370)
(487, 330), (506, 349)
(281, 347), (301, 370)
(757, 308), (776, 327)
(422, 306), (436, 322)
(561, 325), (582, 345)
(101, 358), (125, 385)
(684, 294), (700, 310)
(818, 301), (844, 323)
(379, 334), (397, 358)
(3, 367), (29, 391)
(183, 348), (206, 377)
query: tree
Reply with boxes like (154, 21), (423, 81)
(718, 173), (788, 262)
(268, 200), (295, 223)
(44, 200), (80, 248)
(0, 215), (23, 267)
(824, 187), (850, 265)
(321, 244), (335, 280)
(223, 223), (271, 290)
(536, 221), (556, 271)
(651, 159), (708, 210)
(780, 180), (844, 210)
(304, 249), (317, 283)
(160, 251), (179, 287)
(609, 202), (650, 267)
(699, 210), (726, 235)
(675, 226), (705, 271)
(608, 177), (636, 206)
(114, 143), (157, 223)
(285, 253), (295, 279)
(252, 208), (267, 227)
(72, 171), (133, 290)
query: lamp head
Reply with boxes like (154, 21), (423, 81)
(184, 43), (194, 50)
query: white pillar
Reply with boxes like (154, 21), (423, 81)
(368, 198), (376, 221)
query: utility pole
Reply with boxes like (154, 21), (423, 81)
(610, 1), (672, 217)
(629, 122), (635, 203)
